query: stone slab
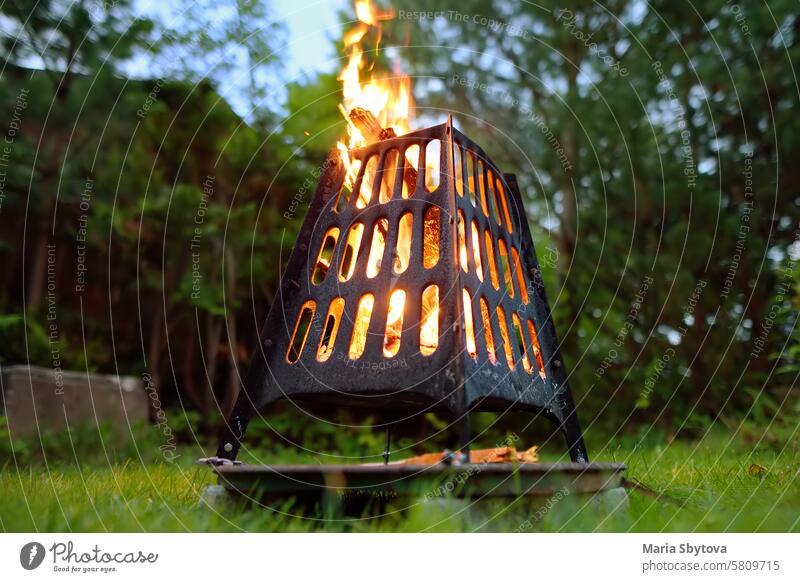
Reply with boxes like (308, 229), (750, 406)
(0, 364), (148, 440)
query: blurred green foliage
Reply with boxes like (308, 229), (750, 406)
(381, 0), (799, 435)
(0, 415), (164, 466)
(0, 0), (797, 458)
(1, 427), (799, 531)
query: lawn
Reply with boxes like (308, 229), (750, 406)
(1, 429), (798, 532)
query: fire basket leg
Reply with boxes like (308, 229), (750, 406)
(214, 344), (268, 461)
(561, 409), (589, 463)
(215, 396), (253, 461)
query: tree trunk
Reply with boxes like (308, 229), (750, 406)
(146, 304), (165, 416)
(181, 329), (204, 412)
(204, 313), (224, 417)
(221, 246), (240, 419)
(26, 228), (50, 311)
(554, 49), (582, 359)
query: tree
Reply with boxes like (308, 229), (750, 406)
(382, 0), (799, 430)
(1, 0), (155, 311)
(0, 1), (296, 428)
(151, 0), (285, 130)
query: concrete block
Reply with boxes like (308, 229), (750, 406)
(0, 365), (148, 440)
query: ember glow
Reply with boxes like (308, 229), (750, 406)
(420, 285), (439, 356)
(336, 0), (442, 358)
(383, 288), (406, 357)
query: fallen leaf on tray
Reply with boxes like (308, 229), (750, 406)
(398, 445), (538, 465)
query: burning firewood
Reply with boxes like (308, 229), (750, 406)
(348, 107), (418, 195)
(349, 107), (397, 142)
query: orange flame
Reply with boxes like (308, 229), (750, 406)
(338, 0), (415, 186)
(337, 1), (442, 360)
(355, 0), (394, 26)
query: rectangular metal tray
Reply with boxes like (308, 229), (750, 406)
(215, 462), (626, 502)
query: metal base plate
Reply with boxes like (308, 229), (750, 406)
(214, 462), (626, 511)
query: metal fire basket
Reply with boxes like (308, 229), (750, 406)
(216, 116), (589, 464)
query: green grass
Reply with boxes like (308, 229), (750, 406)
(1, 429), (798, 532)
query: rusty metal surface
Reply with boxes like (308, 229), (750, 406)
(215, 462), (626, 500)
(247, 122), (463, 414)
(216, 119), (588, 462)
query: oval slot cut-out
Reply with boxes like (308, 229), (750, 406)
(527, 319), (547, 379)
(401, 145), (420, 198)
(393, 213), (413, 274)
(383, 289), (406, 357)
(423, 206), (440, 269)
(453, 143), (464, 197)
(511, 247), (529, 304)
(497, 238), (515, 298)
(379, 149), (400, 204)
(479, 297), (497, 364)
(477, 160), (489, 217)
(420, 285), (439, 356)
(462, 288), (477, 359)
(287, 300), (315, 363)
(338, 223), (364, 282)
(425, 140), (440, 192)
(348, 294), (374, 359)
(470, 220), (483, 282)
(356, 155), (379, 209)
(336, 158), (362, 213)
(317, 297), (345, 362)
(311, 227), (340, 285)
(512, 313), (532, 374)
(484, 231), (500, 290)
(484, 168), (496, 218)
(491, 174), (504, 226)
(495, 176), (513, 233)
(496, 306), (514, 369)
(457, 210), (468, 273)
(466, 152), (478, 207)
(366, 218), (389, 278)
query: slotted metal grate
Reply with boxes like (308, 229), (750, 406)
(217, 117), (588, 463)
